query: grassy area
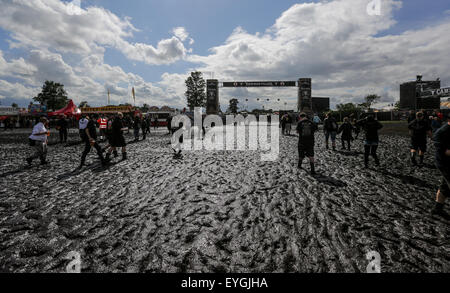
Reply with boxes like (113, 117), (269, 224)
(336, 121), (409, 136)
(379, 121), (409, 136)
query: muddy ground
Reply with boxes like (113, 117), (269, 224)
(0, 126), (449, 273)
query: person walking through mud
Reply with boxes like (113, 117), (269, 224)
(285, 114), (293, 136)
(78, 115), (107, 169)
(431, 113), (450, 220)
(408, 112), (433, 166)
(106, 112), (128, 162)
(141, 116), (147, 140)
(296, 113), (318, 175)
(351, 118), (361, 139)
(102, 114), (117, 158)
(97, 114), (108, 142)
(153, 115), (158, 130)
(357, 115), (383, 168)
(26, 117), (50, 166)
(323, 113), (338, 151)
(167, 115), (173, 135)
(78, 115), (88, 140)
(281, 114), (287, 135)
(57, 115), (68, 144)
(338, 117), (354, 151)
(133, 115), (141, 142)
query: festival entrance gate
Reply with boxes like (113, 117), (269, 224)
(206, 78), (313, 115)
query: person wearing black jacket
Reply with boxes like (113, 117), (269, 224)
(167, 115), (173, 135)
(78, 115), (106, 169)
(296, 113), (318, 175)
(431, 113), (450, 219)
(357, 115), (383, 168)
(106, 112), (127, 161)
(133, 115), (141, 141)
(338, 117), (354, 150)
(408, 112), (432, 166)
(323, 113), (338, 151)
(57, 115), (68, 143)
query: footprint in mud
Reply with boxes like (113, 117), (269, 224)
(310, 174), (348, 187)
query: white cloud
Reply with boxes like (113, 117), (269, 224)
(0, 79), (38, 103)
(0, 0), (187, 65)
(186, 0), (450, 109)
(120, 37), (187, 65)
(172, 27), (189, 42)
(2, 0), (450, 111)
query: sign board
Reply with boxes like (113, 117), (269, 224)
(28, 104), (47, 115)
(206, 79), (219, 115)
(421, 87), (450, 98)
(81, 106), (135, 114)
(0, 107), (20, 115)
(223, 81), (296, 87)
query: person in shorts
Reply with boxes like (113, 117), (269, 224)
(296, 113), (318, 175)
(408, 111), (432, 166)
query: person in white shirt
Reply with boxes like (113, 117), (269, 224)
(26, 117), (50, 166)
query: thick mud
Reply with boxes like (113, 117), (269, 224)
(0, 128), (449, 273)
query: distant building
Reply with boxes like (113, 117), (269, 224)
(312, 97), (330, 113)
(400, 76), (441, 110)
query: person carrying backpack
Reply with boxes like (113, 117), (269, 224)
(296, 112), (318, 175)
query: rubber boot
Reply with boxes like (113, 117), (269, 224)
(298, 158), (303, 169)
(374, 155), (380, 167)
(113, 150), (118, 158)
(411, 152), (417, 166)
(122, 152), (127, 161)
(419, 155), (424, 166)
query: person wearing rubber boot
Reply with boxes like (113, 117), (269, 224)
(357, 115), (383, 168)
(26, 117), (50, 166)
(408, 112), (432, 167)
(296, 113), (318, 175)
(78, 115), (107, 169)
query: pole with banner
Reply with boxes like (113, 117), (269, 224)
(132, 87), (136, 107)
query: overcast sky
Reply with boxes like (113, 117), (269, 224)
(0, 0), (449, 111)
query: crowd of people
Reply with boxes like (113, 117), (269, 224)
(21, 108), (450, 220)
(24, 112), (171, 169)
(296, 110), (450, 220)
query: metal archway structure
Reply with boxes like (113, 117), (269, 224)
(206, 78), (312, 114)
